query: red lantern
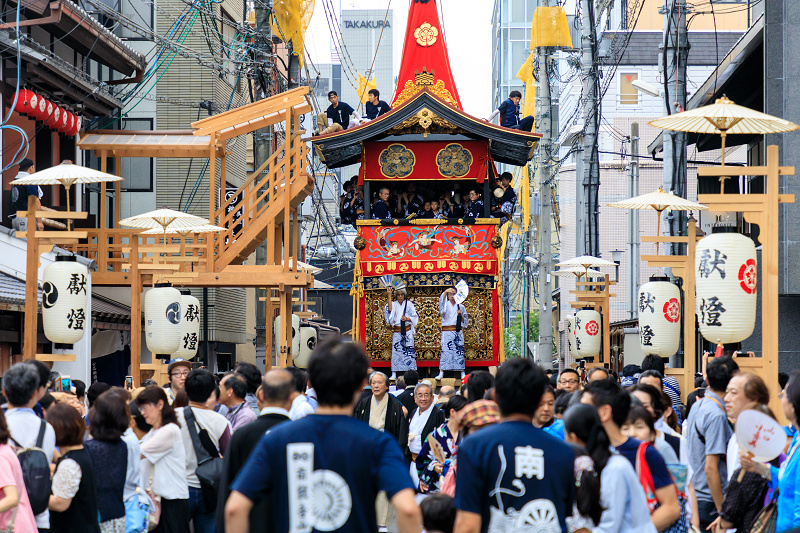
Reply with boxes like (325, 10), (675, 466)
(57, 109), (69, 132)
(67, 115), (81, 136)
(13, 90), (36, 115)
(44, 105), (61, 127)
(39, 100), (54, 123)
(30, 94), (47, 121)
(61, 112), (74, 134)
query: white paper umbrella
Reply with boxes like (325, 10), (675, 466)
(650, 96), (799, 165)
(139, 223), (225, 235)
(555, 255), (615, 270)
(608, 187), (708, 254)
(120, 209), (210, 252)
(554, 267), (603, 278)
(12, 161), (123, 229)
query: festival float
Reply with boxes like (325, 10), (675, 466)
(311, 0), (540, 371)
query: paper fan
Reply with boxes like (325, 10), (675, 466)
(380, 275), (406, 291)
(455, 279), (469, 304)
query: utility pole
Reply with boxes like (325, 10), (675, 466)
(581, 0), (600, 258)
(575, 141), (585, 257)
(629, 123), (640, 319)
(660, 0), (689, 255)
(536, 0), (556, 368)
(254, 0), (273, 365)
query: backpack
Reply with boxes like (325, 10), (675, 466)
(10, 420), (51, 515)
(183, 407), (223, 511)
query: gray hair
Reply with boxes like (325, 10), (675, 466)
(414, 381), (433, 396)
(370, 372), (387, 386)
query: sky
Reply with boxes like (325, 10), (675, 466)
(304, 0), (496, 115)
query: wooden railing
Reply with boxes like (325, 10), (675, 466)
(210, 132), (311, 271)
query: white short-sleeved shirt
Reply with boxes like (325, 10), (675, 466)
(5, 408), (56, 529)
(140, 423), (189, 500)
(176, 407), (231, 489)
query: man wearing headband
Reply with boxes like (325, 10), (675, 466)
(384, 286), (419, 380)
(436, 286), (469, 380)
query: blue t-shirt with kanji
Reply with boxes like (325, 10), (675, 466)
(231, 414), (413, 533)
(454, 420), (575, 533)
(326, 102), (355, 129)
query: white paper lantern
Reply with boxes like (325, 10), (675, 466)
(274, 314), (301, 357)
(172, 291), (200, 359)
(567, 316), (578, 358)
(638, 280), (681, 357)
(575, 309), (602, 358)
(295, 325), (318, 368)
(42, 256), (88, 347)
(695, 232), (757, 344)
(145, 284), (182, 357)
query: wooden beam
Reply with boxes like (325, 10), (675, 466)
(24, 195), (39, 361)
(16, 211), (89, 219)
(16, 231), (88, 239)
(131, 237), (142, 386)
(35, 353), (77, 362)
(697, 165), (794, 177)
(93, 269), (313, 287)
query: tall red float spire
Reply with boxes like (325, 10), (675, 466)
(391, 0), (463, 108)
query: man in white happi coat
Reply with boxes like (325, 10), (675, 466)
(435, 287), (468, 380)
(384, 287), (419, 380)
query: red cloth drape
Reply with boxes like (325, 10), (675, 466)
(358, 141), (490, 185)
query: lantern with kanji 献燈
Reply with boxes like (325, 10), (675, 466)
(42, 256), (88, 347)
(575, 309), (602, 358)
(638, 278), (681, 357)
(695, 232), (757, 345)
(145, 283), (182, 358)
(172, 291), (200, 359)
(567, 315), (578, 358)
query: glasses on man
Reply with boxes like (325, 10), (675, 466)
(416, 393), (431, 399)
(559, 379), (578, 385)
(171, 370), (189, 377)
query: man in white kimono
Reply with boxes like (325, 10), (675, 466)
(435, 287), (468, 380)
(384, 287), (419, 380)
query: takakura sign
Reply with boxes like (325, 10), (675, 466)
(344, 20), (391, 29)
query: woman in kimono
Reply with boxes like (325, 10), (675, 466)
(436, 286), (468, 380)
(385, 286), (419, 379)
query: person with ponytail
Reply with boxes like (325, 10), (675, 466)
(564, 404), (656, 533)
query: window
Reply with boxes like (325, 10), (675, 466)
(120, 118), (154, 192)
(120, 0), (153, 39)
(620, 73), (638, 105)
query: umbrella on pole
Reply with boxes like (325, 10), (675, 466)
(555, 255), (615, 282)
(120, 208), (210, 251)
(140, 223), (225, 269)
(11, 161), (123, 229)
(649, 96), (799, 191)
(608, 187), (707, 255)
(553, 266), (603, 279)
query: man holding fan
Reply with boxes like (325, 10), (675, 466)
(436, 282), (469, 380)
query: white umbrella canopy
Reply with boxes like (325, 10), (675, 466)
(553, 266), (603, 278)
(119, 208), (208, 231)
(608, 187), (707, 254)
(649, 96), (799, 165)
(10, 161), (122, 187)
(555, 255), (616, 269)
(139, 223), (226, 235)
(12, 161), (123, 229)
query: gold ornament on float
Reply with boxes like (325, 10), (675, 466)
(414, 22), (439, 47)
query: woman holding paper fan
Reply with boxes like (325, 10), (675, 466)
(385, 286), (419, 379)
(436, 285), (469, 380)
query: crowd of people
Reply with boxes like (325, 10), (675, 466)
(339, 173), (516, 226)
(1, 347), (798, 533)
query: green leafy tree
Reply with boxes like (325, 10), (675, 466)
(503, 312), (540, 359)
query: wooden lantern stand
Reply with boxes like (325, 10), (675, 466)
(696, 144), (794, 418)
(570, 273), (615, 367)
(20, 195), (89, 362)
(640, 217), (701, 401)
